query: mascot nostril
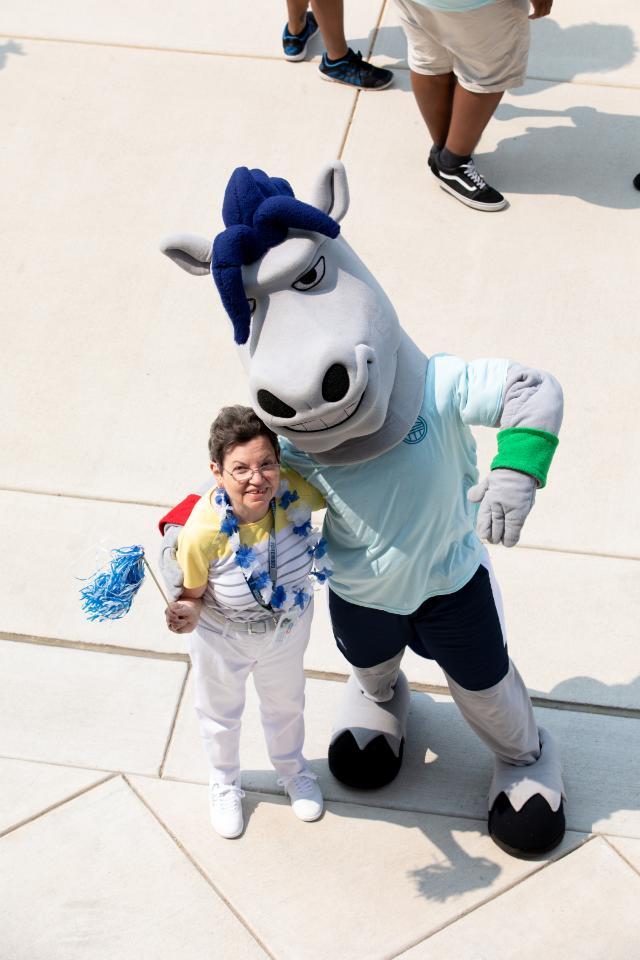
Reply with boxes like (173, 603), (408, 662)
(257, 388), (297, 419)
(322, 363), (350, 403)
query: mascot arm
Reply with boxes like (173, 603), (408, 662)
(468, 363), (563, 548)
(158, 487), (210, 599)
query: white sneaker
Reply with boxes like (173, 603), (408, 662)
(209, 782), (245, 838)
(278, 771), (323, 822)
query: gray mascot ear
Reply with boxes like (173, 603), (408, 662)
(160, 233), (213, 276)
(309, 161), (350, 223)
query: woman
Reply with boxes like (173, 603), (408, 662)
(166, 406), (329, 839)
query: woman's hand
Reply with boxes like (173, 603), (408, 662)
(166, 598), (202, 634)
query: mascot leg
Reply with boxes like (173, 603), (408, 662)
(328, 653), (411, 789)
(446, 661), (565, 857)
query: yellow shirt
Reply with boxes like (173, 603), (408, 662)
(177, 466), (325, 622)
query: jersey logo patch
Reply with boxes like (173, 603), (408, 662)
(403, 416), (428, 445)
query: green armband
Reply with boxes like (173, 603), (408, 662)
(491, 427), (559, 488)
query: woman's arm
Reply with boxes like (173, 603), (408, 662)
(166, 583), (206, 634)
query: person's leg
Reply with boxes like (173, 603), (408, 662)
(353, 650), (405, 702)
(285, 0), (392, 86)
(327, 589), (412, 788)
(253, 603), (324, 820)
(286, 0), (309, 35)
(445, 660), (539, 766)
(441, 0), (529, 159)
(311, 0), (348, 60)
(411, 557), (565, 856)
(444, 86), (504, 157)
(188, 622), (253, 785)
(252, 603), (314, 779)
(395, 0), (453, 133)
(393, 0), (531, 207)
(283, 0), (319, 62)
(409, 71), (457, 151)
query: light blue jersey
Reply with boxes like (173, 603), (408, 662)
(409, 0), (495, 10)
(280, 355), (508, 615)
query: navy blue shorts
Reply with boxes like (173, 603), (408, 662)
(328, 564), (509, 692)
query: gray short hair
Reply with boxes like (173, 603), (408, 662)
(208, 405), (280, 467)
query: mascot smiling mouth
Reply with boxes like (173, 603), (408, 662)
(256, 349), (375, 435)
(287, 393), (364, 432)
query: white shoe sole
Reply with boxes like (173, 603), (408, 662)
(437, 178), (507, 212)
(319, 71), (393, 91)
(211, 819), (243, 839)
(292, 804), (323, 822)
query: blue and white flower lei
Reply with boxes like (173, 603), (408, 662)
(213, 480), (332, 614)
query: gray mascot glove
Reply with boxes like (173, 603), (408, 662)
(159, 525), (185, 601)
(467, 469), (536, 548)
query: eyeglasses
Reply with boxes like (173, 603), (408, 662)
(224, 461), (279, 484)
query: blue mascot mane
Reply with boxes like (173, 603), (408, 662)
(212, 167), (340, 345)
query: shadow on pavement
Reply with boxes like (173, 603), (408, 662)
(244, 678), (640, 900)
(0, 39), (25, 71)
(521, 19), (637, 92)
(480, 100), (640, 208)
(245, 693), (538, 904)
(535, 674), (640, 711)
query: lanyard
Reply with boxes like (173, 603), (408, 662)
(242, 500), (277, 611)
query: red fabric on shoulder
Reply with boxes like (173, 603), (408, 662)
(158, 494), (200, 535)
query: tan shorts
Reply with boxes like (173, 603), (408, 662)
(393, 0), (530, 93)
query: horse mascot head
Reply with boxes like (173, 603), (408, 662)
(161, 161), (426, 463)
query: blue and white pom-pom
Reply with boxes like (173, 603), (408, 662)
(79, 545), (159, 622)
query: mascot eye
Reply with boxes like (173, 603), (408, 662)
(247, 298), (257, 315)
(292, 256), (325, 291)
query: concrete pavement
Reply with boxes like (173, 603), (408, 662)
(1, 3), (639, 957)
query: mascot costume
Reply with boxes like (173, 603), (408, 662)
(159, 161), (565, 857)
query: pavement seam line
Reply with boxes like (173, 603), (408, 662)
(2, 488), (640, 563)
(369, 0), (389, 59)
(0, 33), (316, 63)
(3, 635), (639, 720)
(159, 661), (191, 778)
(3, 762), (633, 839)
(0, 485), (173, 508)
(602, 836), (640, 880)
(385, 833), (596, 958)
(0, 754), (125, 775)
(6, 35), (639, 91)
(122, 774), (279, 960)
(336, 88), (360, 160)
(337, 0), (388, 158)
(1, 632), (189, 662)
(0, 772), (118, 839)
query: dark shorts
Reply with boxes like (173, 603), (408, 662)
(328, 564), (509, 692)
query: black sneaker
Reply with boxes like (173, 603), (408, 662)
(319, 48), (393, 90)
(434, 155), (506, 211)
(427, 144), (441, 176)
(282, 11), (319, 62)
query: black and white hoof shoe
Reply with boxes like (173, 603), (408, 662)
(328, 730), (404, 789)
(489, 791), (565, 858)
(434, 156), (507, 212)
